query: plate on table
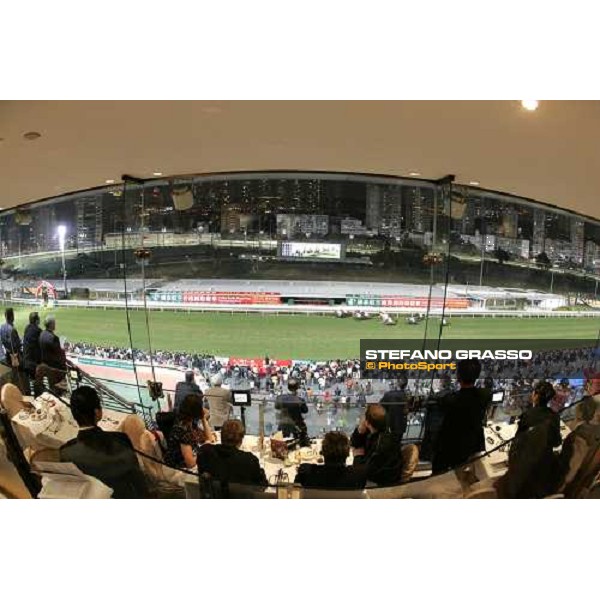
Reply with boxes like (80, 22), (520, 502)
(299, 448), (316, 461)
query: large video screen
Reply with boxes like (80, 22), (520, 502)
(279, 241), (343, 260)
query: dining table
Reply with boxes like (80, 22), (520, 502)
(11, 393), (128, 451)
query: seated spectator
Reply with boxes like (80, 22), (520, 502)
(495, 381), (562, 499)
(197, 419), (267, 486)
(164, 393), (215, 469)
(554, 396), (600, 497)
(295, 431), (367, 489)
(174, 371), (201, 412)
(60, 386), (149, 498)
(350, 404), (403, 486)
(432, 359), (491, 474)
(40, 316), (66, 371)
(203, 373), (232, 430)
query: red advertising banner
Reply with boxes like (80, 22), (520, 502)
(182, 291), (281, 305)
(227, 357), (292, 368)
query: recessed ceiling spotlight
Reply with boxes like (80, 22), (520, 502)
(521, 100), (539, 111)
(153, 172), (163, 177)
(409, 171), (421, 176)
(469, 181), (480, 186)
(23, 131), (41, 140)
(105, 179), (115, 184)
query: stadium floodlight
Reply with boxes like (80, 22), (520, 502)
(57, 225), (68, 298)
(57, 225), (67, 251)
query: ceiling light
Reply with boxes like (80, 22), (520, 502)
(153, 172), (163, 177)
(23, 131), (41, 140)
(521, 100), (539, 111)
(469, 181), (480, 186)
(105, 179), (115, 184)
(409, 171), (421, 177)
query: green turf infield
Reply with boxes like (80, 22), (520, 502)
(9, 306), (600, 360)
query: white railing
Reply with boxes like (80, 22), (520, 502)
(3, 296), (599, 318)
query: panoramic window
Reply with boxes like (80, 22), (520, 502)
(2, 171), (599, 499)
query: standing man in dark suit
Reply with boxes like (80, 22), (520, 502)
(420, 374), (454, 462)
(174, 370), (201, 412)
(39, 316), (67, 371)
(432, 359), (491, 474)
(380, 376), (409, 440)
(0, 307), (22, 368)
(60, 386), (149, 498)
(22, 312), (43, 391)
(275, 377), (310, 446)
(0, 307), (26, 391)
(197, 419), (267, 486)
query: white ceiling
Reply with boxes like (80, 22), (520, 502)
(1, 100), (599, 218)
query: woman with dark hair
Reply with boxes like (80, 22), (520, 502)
(164, 393), (215, 469)
(495, 381), (562, 498)
(517, 381), (562, 440)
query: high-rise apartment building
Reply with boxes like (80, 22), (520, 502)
(365, 184), (383, 231)
(76, 196), (104, 250)
(532, 208), (546, 256)
(276, 214), (329, 238)
(570, 218), (585, 265)
(584, 240), (599, 271)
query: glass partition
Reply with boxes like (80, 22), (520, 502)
(2, 171), (600, 498)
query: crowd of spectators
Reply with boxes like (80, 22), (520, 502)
(2, 304), (599, 498)
(51, 358), (600, 498)
(63, 340), (595, 415)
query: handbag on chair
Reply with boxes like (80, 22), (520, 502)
(9, 326), (20, 369)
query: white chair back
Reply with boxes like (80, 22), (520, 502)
(1, 383), (28, 419)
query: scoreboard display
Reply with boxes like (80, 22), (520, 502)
(278, 241), (344, 260)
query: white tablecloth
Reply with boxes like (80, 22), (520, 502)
(241, 435), (354, 485)
(12, 398), (128, 451)
(12, 401), (78, 450)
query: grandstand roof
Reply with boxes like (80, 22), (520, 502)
(33, 279), (159, 293)
(138, 279), (458, 298)
(445, 284), (564, 300)
(31, 278), (460, 298)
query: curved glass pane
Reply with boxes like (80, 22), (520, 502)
(2, 171), (600, 498)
